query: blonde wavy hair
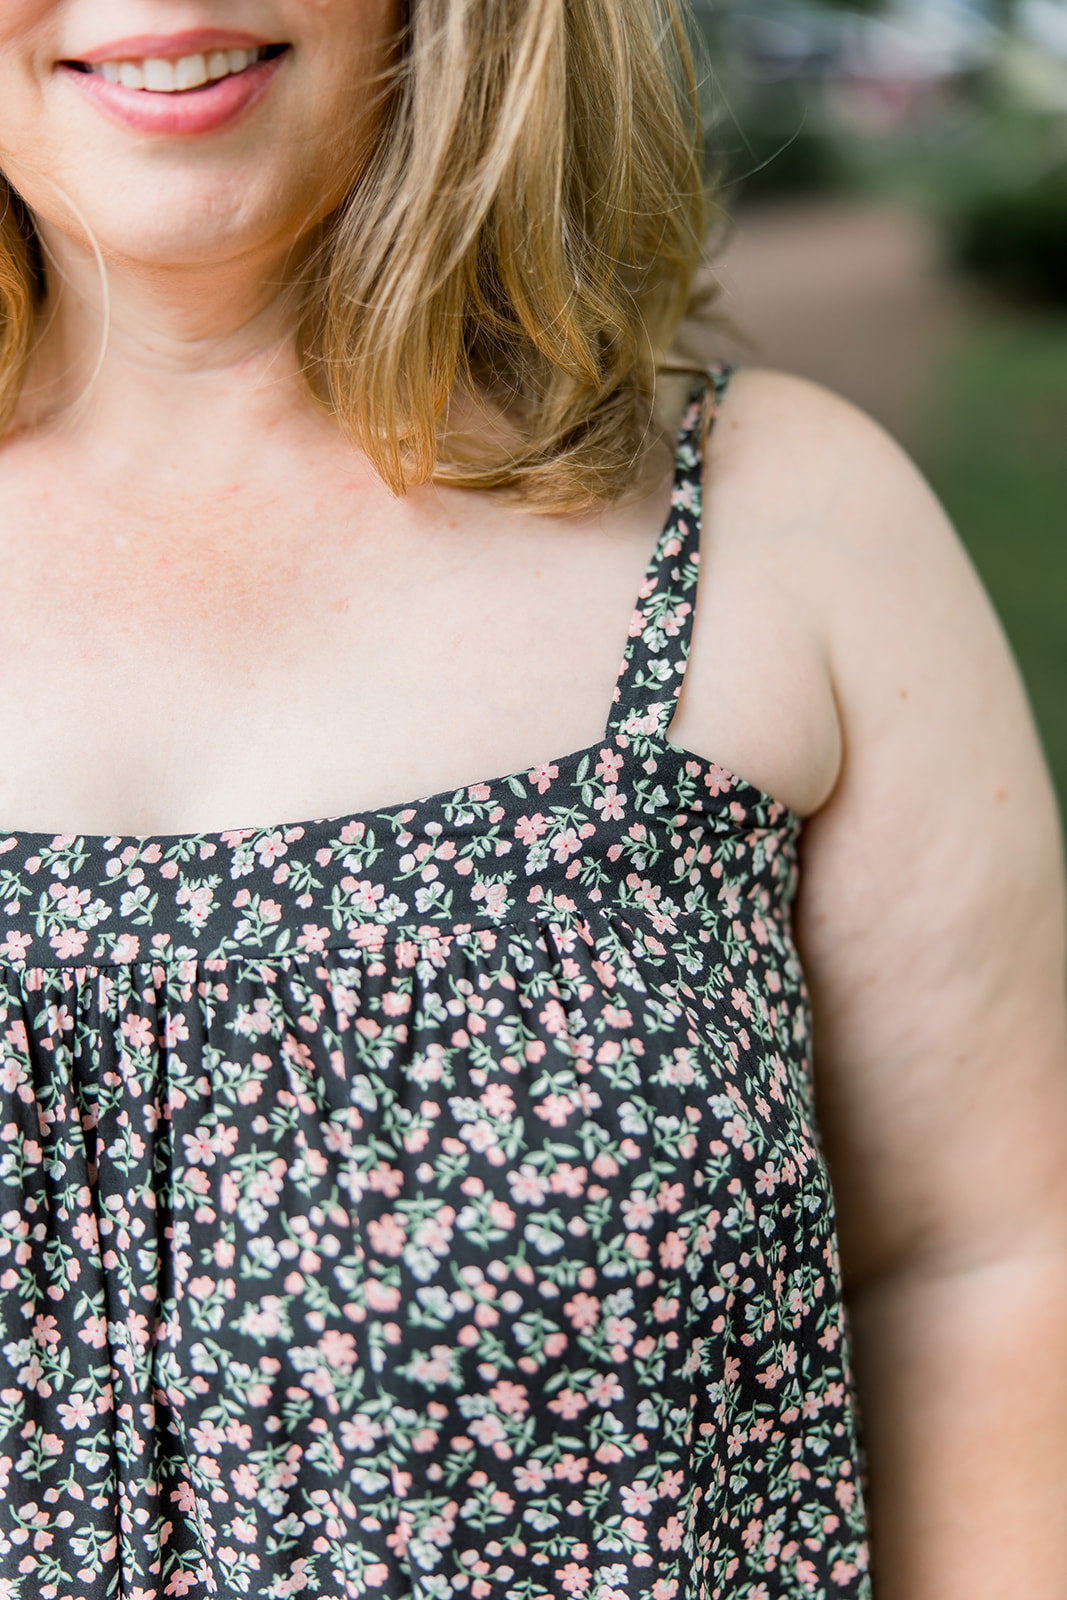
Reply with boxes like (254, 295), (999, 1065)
(0, 0), (710, 513)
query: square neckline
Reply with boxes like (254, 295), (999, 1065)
(0, 368), (801, 849)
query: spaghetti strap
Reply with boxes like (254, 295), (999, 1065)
(605, 363), (734, 742)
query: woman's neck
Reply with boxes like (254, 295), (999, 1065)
(12, 218), (324, 472)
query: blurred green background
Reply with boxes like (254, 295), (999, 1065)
(687, 0), (1067, 810)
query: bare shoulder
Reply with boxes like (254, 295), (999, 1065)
(700, 364), (1039, 790)
(673, 363), (985, 817)
(706, 364), (956, 560)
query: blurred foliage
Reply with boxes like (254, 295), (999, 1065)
(692, 0), (1067, 305)
(918, 316), (1067, 808)
(954, 163), (1067, 302)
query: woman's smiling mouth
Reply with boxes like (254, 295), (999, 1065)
(57, 36), (291, 133)
(67, 44), (289, 94)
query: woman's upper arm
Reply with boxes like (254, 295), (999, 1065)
(751, 374), (1067, 1287)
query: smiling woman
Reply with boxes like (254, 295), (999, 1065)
(0, 5), (1064, 1600)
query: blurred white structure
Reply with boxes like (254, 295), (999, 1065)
(1007, 0), (1067, 108)
(705, 0), (1067, 125)
(1019, 0), (1067, 59)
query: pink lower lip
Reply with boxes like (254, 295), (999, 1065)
(59, 51), (286, 136)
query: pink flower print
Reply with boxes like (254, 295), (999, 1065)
(514, 1461), (550, 1493)
(586, 1372), (624, 1407)
(0, 930), (32, 961)
(255, 832), (288, 867)
(562, 1292), (599, 1330)
(165, 1574), (199, 1597)
(528, 761), (559, 794)
(621, 1192), (656, 1231)
(52, 881), (91, 918)
(658, 1232), (687, 1270)
(620, 1482), (656, 1517)
(604, 1315), (636, 1349)
(189, 1418), (227, 1455)
(835, 1477), (857, 1511)
(658, 1516), (684, 1552)
(703, 763), (734, 797)
(741, 1517), (764, 1552)
(123, 1311), (150, 1350)
(480, 1082), (515, 1119)
(514, 814), (550, 845)
(659, 602), (691, 638)
(72, 1212), (99, 1251)
(507, 1166), (548, 1204)
(731, 986), (753, 1019)
(547, 1389), (588, 1420)
(78, 1314), (108, 1349)
(489, 1380), (529, 1417)
(340, 1414), (382, 1451)
(556, 1564), (591, 1597)
(551, 828), (582, 864)
(349, 880), (384, 915)
(413, 1212), (454, 1255)
(548, 1163), (587, 1197)
(471, 881), (509, 918)
(722, 1116), (748, 1148)
(175, 883), (216, 930)
(552, 1453), (589, 1484)
(658, 1469), (685, 1500)
(318, 1330), (358, 1371)
(593, 787), (626, 822)
(56, 1393), (94, 1430)
(161, 1011), (189, 1049)
(182, 1128), (216, 1167)
(595, 748), (624, 782)
(468, 1414), (507, 1448)
(297, 923), (330, 952)
(366, 1214), (406, 1257)
(534, 1093), (574, 1128)
(538, 999), (568, 1036)
(365, 1281), (401, 1312)
(625, 874), (661, 912)
(50, 928), (88, 959)
(487, 1199), (515, 1230)
(212, 1124), (239, 1158)
(659, 1050), (694, 1085)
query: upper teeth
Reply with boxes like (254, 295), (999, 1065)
(94, 46), (268, 92)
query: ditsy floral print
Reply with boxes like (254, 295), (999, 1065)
(0, 369), (870, 1599)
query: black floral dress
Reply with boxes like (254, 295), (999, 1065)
(0, 368), (870, 1599)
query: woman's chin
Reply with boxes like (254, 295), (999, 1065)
(33, 183), (306, 275)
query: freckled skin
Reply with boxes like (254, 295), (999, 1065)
(0, 0), (844, 834)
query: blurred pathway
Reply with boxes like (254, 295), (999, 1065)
(691, 197), (972, 452)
